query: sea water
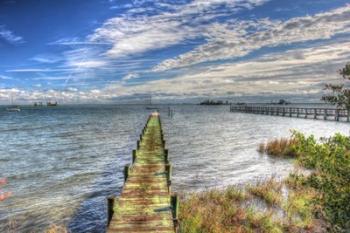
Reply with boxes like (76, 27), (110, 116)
(0, 105), (348, 232)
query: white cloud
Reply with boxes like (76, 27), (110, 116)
(68, 60), (108, 68)
(5, 40), (348, 103)
(102, 40), (350, 98)
(7, 1), (350, 103)
(122, 73), (140, 81)
(88, 0), (270, 58)
(4, 37), (350, 103)
(28, 0), (269, 92)
(67, 87), (78, 92)
(48, 37), (108, 45)
(88, 16), (198, 58)
(0, 26), (24, 44)
(32, 76), (71, 81)
(0, 75), (13, 80)
(154, 4), (350, 71)
(110, 3), (133, 10)
(7, 68), (73, 73)
(31, 54), (62, 64)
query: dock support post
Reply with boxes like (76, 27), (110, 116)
(335, 109), (339, 121)
(166, 164), (172, 182)
(324, 109), (327, 120)
(132, 150), (136, 163)
(164, 149), (169, 163)
(166, 164), (172, 193)
(314, 109), (317, 119)
(123, 165), (129, 182)
(107, 197), (115, 226)
(347, 109), (350, 122)
(171, 194), (179, 232)
(171, 195), (179, 218)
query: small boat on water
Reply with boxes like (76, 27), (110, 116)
(47, 101), (58, 107)
(6, 106), (21, 112)
(7, 95), (21, 112)
(145, 95), (158, 110)
(34, 102), (44, 107)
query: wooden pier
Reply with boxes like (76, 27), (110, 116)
(230, 104), (349, 122)
(107, 113), (178, 233)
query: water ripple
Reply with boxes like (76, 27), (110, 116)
(0, 105), (348, 232)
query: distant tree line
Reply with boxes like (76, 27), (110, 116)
(199, 62), (350, 108)
(200, 99), (230, 105)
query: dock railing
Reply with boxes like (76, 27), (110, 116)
(230, 104), (349, 122)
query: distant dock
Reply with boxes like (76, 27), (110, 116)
(230, 104), (349, 122)
(107, 113), (178, 233)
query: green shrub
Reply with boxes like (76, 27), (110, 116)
(259, 132), (350, 231)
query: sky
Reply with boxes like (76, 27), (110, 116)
(0, 0), (350, 104)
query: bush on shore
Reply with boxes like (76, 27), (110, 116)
(258, 137), (298, 157)
(179, 177), (326, 233)
(179, 186), (284, 233)
(179, 132), (349, 233)
(259, 132), (350, 232)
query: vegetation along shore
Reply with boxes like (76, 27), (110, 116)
(179, 132), (350, 233)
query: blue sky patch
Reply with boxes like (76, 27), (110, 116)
(1, 0), (350, 103)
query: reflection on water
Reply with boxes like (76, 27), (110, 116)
(0, 105), (348, 232)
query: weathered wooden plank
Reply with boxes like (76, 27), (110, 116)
(107, 113), (176, 233)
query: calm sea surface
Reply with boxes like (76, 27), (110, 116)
(0, 105), (348, 232)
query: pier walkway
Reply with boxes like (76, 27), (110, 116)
(230, 104), (349, 122)
(107, 113), (178, 233)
